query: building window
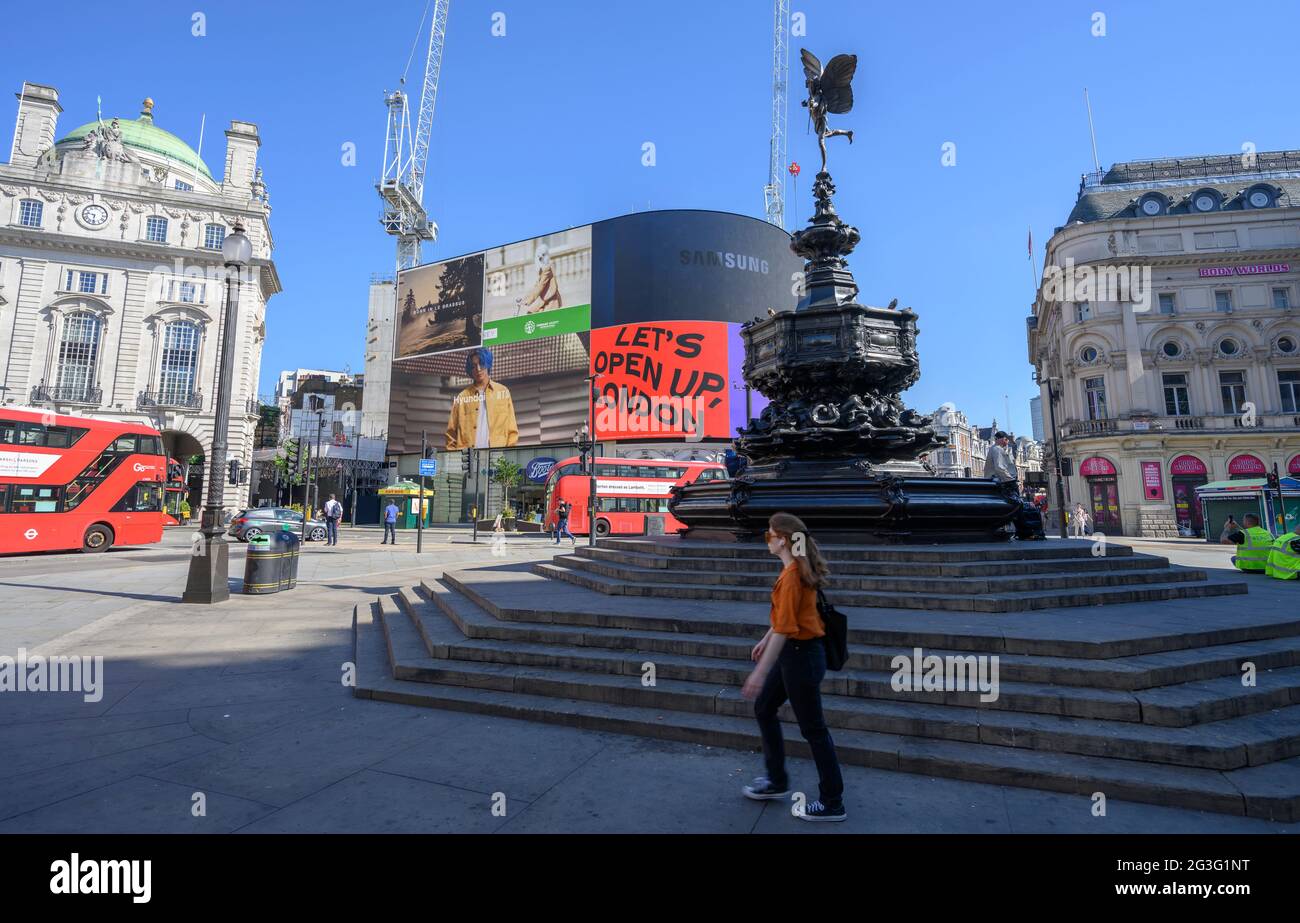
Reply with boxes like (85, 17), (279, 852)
(1084, 376), (1108, 420)
(1158, 293), (1176, 315)
(63, 270), (108, 295)
(1278, 336), (1297, 355)
(203, 224), (225, 250)
(1219, 371), (1247, 415)
(1218, 338), (1239, 357)
(1274, 288), (1291, 310)
(1215, 290), (1233, 313)
(1074, 301), (1092, 323)
(56, 312), (102, 398)
(1161, 340), (1182, 358)
(1163, 373), (1191, 416)
(145, 216), (168, 243)
(167, 280), (206, 304)
(1280, 370), (1300, 414)
(19, 199), (43, 228)
(159, 321), (200, 405)
(1079, 345), (1099, 363)
(174, 179), (193, 192)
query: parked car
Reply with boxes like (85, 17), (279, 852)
(227, 508), (328, 542)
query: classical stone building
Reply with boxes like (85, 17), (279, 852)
(1027, 150), (1300, 537)
(0, 82), (280, 508)
(927, 403), (990, 478)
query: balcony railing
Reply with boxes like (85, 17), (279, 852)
(30, 384), (102, 405)
(1062, 414), (1300, 439)
(137, 389), (203, 411)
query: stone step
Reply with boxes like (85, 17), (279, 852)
(424, 576), (1300, 690)
(352, 609), (1299, 821)
(597, 537), (1136, 562)
(559, 551), (1205, 594)
(401, 584), (1300, 726)
(441, 567), (1296, 660)
(536, 560), (1246, 612)
(379, 591), (1300, 771)
(577, 545), (1172, 577)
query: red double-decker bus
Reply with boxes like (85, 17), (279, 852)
(0, 407), (168, 554)
(543, 456), (727, 537)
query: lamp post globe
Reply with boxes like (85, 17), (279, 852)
(222, 223), (253, 266)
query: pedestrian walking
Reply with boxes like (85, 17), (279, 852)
(1070, 502), (1090, 538)
(382, 499), (399, 545)
(323, 494), (343, 546)
(554, 501), (576, 546)
(742, 512), (846, 822)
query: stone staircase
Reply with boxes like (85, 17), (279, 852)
(535, 538), (1248, 612)
(353, 548), (1300, 821)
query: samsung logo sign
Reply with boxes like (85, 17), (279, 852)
(679, 250), (769, 274)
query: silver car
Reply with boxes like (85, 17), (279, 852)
(227, 507), (328, 542)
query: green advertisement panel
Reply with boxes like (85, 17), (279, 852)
(484, 303), (590, 346)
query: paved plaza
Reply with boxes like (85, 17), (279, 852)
(0, 527), (1293, 833)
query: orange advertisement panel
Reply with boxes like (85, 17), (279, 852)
(589, 321), (731, 441)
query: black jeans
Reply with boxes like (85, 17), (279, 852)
(382, 522), (396, 543)
(754, 637), (844, 808)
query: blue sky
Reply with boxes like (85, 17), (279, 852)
(4, 0), (1296, 435)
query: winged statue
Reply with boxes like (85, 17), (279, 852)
(800, 49), (857, 174)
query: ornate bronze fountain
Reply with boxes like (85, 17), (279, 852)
(669, 49), (1020, 541)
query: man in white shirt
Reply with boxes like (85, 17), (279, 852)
(983, 431), (1019, 488)
(323, 494), (344, 546)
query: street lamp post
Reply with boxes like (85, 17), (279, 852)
(1042, 374), (1068, 539)
(183, 222), (252, 603)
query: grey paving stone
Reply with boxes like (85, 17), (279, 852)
(0, 775), (276, 833)
(234, 769), (510, 833)
(372, 715), (612, 802)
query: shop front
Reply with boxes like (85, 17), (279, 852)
(1080, 456), (1123, 534)
(1228, 454), (1268, 479)
(1169, 454), (1209, 537)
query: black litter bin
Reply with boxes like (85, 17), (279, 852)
(273, 528), (301, 590)
(242, 534), (283, 594)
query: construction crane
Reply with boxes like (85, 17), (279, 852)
(378, 0), (449, 271)
(763, 0), (789, 229)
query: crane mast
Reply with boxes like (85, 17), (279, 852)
(379, 0), (449, 272)
(763, 0), (789, 229)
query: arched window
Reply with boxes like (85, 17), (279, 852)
(55, 312), (102, 402)
(159, 321), (200, 405)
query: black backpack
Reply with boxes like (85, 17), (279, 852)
(815, 588), (848, 671)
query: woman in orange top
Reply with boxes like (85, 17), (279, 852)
(741, 512), (845, 822)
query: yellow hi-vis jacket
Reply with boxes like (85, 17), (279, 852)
(1234, 526), (1275, 572)
(1266, 532), (1300, 581)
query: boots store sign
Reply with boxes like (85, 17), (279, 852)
(1198, 263), (1290, 277)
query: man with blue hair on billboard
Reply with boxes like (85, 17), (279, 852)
(445, 347), (519, 450)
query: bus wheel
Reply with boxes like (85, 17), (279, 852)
(594, 518), (611, 538)
(82, 525), (114, 553)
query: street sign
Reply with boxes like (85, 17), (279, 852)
(419, 458), (438, 477)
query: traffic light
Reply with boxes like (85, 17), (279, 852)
(284, 439), (300, 467)
(227, 458), (240, 485)
(1267, 471), (1281, 490)
(462, 448), (472, 473)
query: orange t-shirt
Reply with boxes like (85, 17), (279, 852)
(769, 562), (824, 640)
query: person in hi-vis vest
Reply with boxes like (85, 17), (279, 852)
(1229, 514), (1274, 573)
(445, 347), (518, 451)
(1265, 531), (1300, 581)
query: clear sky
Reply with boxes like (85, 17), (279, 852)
(4, 0), (1296, 436)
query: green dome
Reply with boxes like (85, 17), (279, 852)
(59, 111), (214, 182)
